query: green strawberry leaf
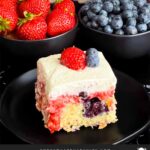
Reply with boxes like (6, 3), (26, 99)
(0, 16), (10, 32)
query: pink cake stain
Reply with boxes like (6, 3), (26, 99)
(47, 96), (80, 133)
(88, 86), (115, 100)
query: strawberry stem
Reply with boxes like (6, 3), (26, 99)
(0, 17), (10, 32)
(55, 0), (63, 4)
(23, 11), (35, 19)
(17, 18), (27, 27)
(17, 11), (41, 26)
(18, 0), (24, 4)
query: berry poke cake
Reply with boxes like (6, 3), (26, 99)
(35, 47), (118, 133)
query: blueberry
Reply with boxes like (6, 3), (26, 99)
(104, 25), (113, 33)
(126, 17), (137, 26)
(143, 3), (150, 10)
(126, 26), (138, 35)
(111, 15), (123, 30)
(122, 2), (134, 10)
(92, 101), (101, 110)
(81, 5), (90, 14)
(138, 13), (150, 24)
(85, 0), (93, 5)
(79, 92), (88, 99)
(133, 5), (138, 11)
(91, 98), (107, 113)
(85, 111), (94, 118)
(105, 106), (109, 112)
(147, 22), (150, 29)
(113, 5), (121, 13)
(122, 24), (127, 30)
(84, 101), (91, 111)
(108, 14), (115, 24)
(82, 16), (89, 23)
(109, 14), (115, 19)
(91, 21), (99, 29)
(99, 104), (107, 112)
(91, 3), (102, 13)
(86, 48), (100, 67)
(134, 0), (146, 8)
(92, 0), (103, 3)
(86, 22), (92, 28)
(97, 15), (109, 26)
(87, 10), (96, 20)
(103, 1), (113, 12)
(115, 15), (122, 19)
(140, 6), (150, 14)
(92, 15), (99, 22)
(115, 29), (124, 35)
(111, 0), (120, 6)
(137, 23), (147, 32)
(108, 16), (112, 24)
(83, 97), (108, 118)
(120, 0), (129, 4)
(133, 10), (138, 19)
(130, 0), (134, 4)
(122, 10), (133, 19)
(86, 48), (99, 56)
(92, 102), (101, 115)
(99, 10), (108, 17)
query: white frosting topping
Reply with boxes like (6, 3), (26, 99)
(37, 52), (117, 99)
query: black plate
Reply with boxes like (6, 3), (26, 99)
(0, 69), (150, 144)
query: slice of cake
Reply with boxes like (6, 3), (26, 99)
(35, 47), (118, 134)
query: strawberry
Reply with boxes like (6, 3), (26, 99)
(47, 9), (76, 36)
(18, 0), (50, 18)
(54, 0), (75, 14)
(17, 12), (47, 40)
(0, 7), (18, 34)
(0, 0), (17, 10)
(60, 47), (86, 70)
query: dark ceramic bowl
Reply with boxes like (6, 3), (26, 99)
(0, 18), (78, 64)
(78, 8), (150, 59)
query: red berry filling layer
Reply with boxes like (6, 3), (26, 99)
(46, 96), (80, 133)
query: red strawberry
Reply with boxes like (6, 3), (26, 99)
(54, 0), (75, 14)
(18, 0), (50, 18)
(0, 7), (18, 34)
(60, 47), (86, 70)
(17, 12), (47, 40)
(0, 0), (17, 10)
(47, 9), (76, 36)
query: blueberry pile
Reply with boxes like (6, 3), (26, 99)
(79, 92), (108, 118)
(80, 0), (150, 35)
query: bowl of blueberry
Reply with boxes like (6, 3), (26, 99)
(78, 0), (150, 59)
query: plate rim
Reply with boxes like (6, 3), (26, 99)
(0, 69), (150, 144)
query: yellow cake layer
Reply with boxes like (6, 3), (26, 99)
(60, 98), (117, 132)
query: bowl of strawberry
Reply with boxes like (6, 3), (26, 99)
(78, 0), (150, 59)
(0, 0), (78, 62)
